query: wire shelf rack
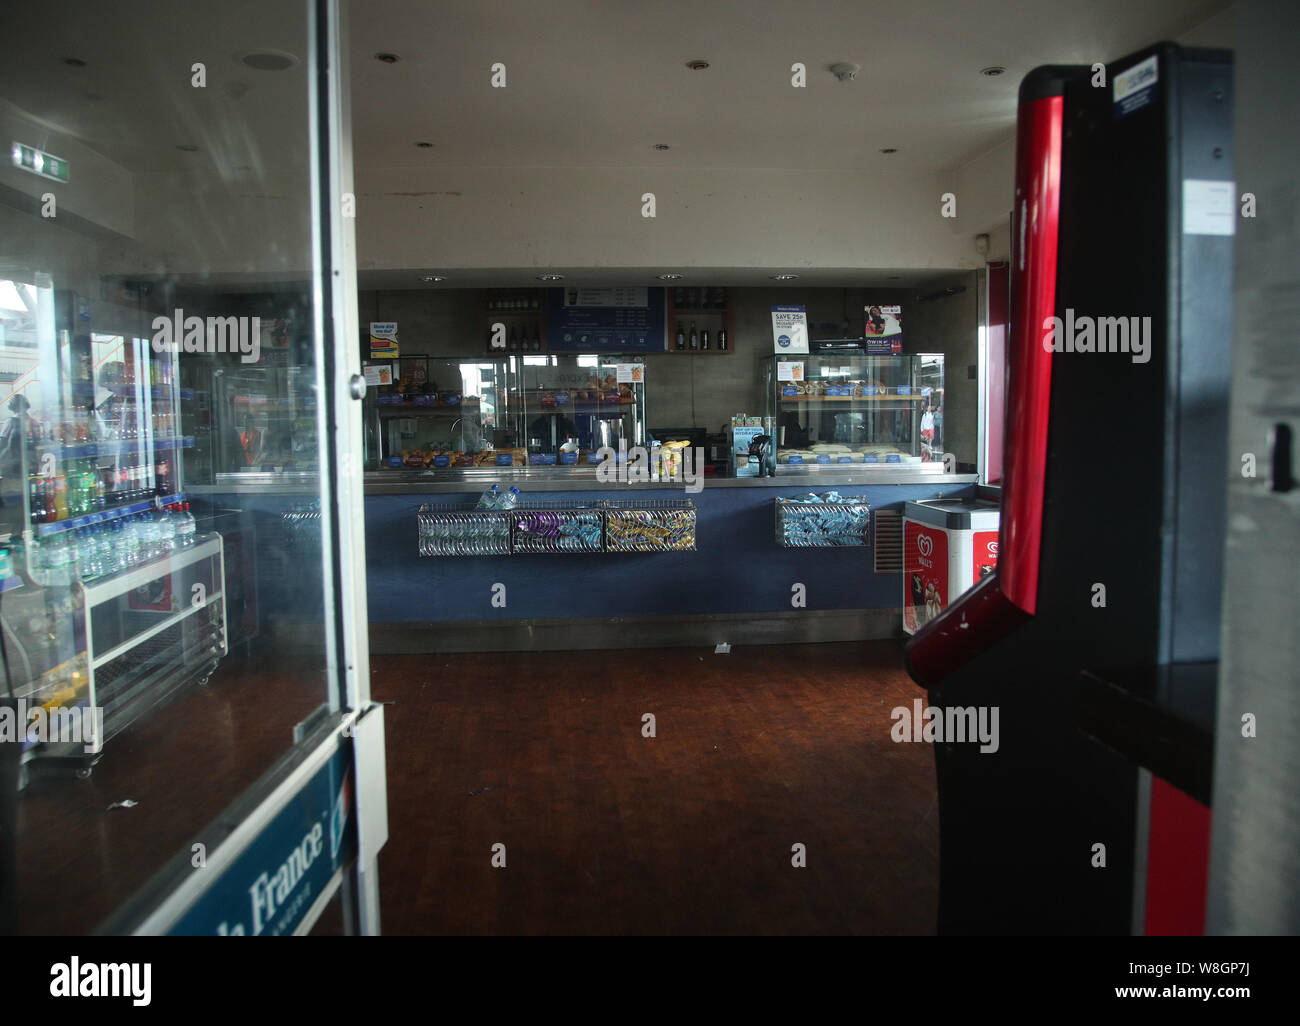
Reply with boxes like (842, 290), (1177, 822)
(774, 497), (871, 547)
(417, 503), (513, 556)
(601, 498), (697, 553)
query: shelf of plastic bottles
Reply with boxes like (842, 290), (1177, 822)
(418, 504), (513, 557)
(35, 493), (185, 538)
(773, 495), (871, 547)
(52, 436), (195, 460)
(82, 533), (220, 608)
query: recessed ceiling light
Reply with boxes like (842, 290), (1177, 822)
(176, 144), (200, 152)
(238, 50), (298, 71)
(880, 148), (898, 154)
(415, 141), (434, 148)
(420, 275), (446, 283)
(685, 59), (710, 71)
(61, 57), (87, 68)
(537, 274), (564, 282)
(770, 274), (800, 281)
(981, 66), (1007, 77)
(657, 273), (684, 280)
(653, 143), (671, 151)
(374, 52), (401, 63)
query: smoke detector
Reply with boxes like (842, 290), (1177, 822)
(830, 62), (860, 83)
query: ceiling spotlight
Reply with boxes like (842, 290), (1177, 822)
(770, 274), (800, 281)
(685, 59), (710, 71)
(374, 52), (400, 63)
(420, 275), (446, 283)
(830, 62), (860, 83)
(415, 141), (434, 148)
(656, 273), (684, 280)
(537, 274), (565, 282)
(880, 147), (898, 154)
(653, 143), (671, 151)
(238, 50), (298, 71)
(980, 66), (1007, 77)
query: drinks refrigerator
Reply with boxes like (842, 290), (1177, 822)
(0, 292), (227, 781)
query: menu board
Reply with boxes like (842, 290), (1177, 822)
(546, 288), (666, 352)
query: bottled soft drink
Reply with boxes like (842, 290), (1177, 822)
(476, 483), (501, 510)
(497, 486), (521, 511)
(175, 503), (196, 548)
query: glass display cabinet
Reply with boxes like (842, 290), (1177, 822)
(760, 353), (945, 470)
(363, 353), (647, 472)
(0, 298), (226, 779)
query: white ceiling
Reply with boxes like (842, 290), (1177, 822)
(350, 0), (1232, 175)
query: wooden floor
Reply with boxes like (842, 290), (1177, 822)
(373, 641), (939, 935)
(14, 640), (939, 935)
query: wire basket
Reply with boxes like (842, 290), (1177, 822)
(601, 499), (696, 553)
(418, 503), (512, 556)
(511, 505), (604, 554)
(774, 497), (871, 547)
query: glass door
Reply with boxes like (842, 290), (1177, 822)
(0, 0), (381, 935)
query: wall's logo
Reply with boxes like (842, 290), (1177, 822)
(151, 309), (262, 363)
(917, 534), (933, 557)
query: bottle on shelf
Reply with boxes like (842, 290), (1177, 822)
(476, 483), (502, 510)
(676, 323), (685, 350)
(718, 327), (728, 351)
(701, 329), (710, 351)
(497, 486), (521, 511)
(178, 503), (196, 548)
(689, 322), (699, 350)
(157, 503), (177, 554)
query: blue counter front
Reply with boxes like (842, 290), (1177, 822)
(190, 477), (977, 651)
(366, 482), (975, 623)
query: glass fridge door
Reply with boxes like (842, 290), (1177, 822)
(0, 0), (379, 936)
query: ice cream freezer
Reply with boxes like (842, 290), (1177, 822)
(902, 497), (1000, 635)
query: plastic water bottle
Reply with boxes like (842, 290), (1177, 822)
(476, 483), (501, 510)
(177, 502), (196, 548)
(157, 503), (176, 553)
(136, 511), (157, 562)
(497, 486), (521, 511)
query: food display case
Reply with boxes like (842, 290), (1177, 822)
(760, 353), (946, 472)
(0, 297), (226, 780)
(363, 353), (647, 474)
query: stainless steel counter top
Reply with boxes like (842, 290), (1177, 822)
(187, 468), (977, 495)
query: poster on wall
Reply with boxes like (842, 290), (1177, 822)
(863, 304), (903, 353)
(369, 322), (399, 359)
(771, 305), (809, 354)
(546, 288), (665, 352)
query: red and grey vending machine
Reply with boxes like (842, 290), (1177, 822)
(902, 499), (1000, 635)
(905, 43), (1233, 935)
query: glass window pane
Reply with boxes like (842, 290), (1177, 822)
(0, 0), (339, 934)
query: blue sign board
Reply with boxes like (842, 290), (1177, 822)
(168, 748), (354, 936)
(546, 287), (665, 352)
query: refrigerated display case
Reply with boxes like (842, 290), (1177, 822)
(760, 353), (945, 471)
(363, 353), (647, 473)
(0, 296), (226, 779)
(213, 363), (320, 478)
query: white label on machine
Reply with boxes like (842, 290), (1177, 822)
(1183, 179), (1236, 236)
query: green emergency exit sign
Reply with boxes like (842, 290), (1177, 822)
(11, 142), (69, 183)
